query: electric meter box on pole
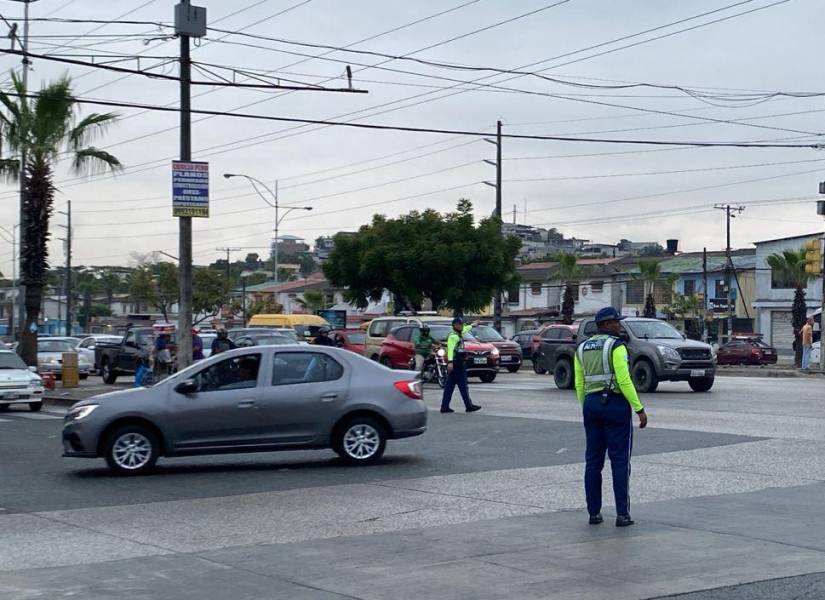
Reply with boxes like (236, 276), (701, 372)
(174, 2), (206, 37)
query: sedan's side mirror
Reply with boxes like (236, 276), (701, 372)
(175, 379), (198, 395)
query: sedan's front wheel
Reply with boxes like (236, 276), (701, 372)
(334, 417), (386, 465)
(104, 425), (159, 475)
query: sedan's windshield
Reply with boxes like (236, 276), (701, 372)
(38, 340), (77, 353)
(0, 353), (27, 370)
(472, 326), (504, 342)
(625, 320), (683, 340)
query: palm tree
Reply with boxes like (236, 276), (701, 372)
(556, 253), (580, 324)
(767, 249), (811, 366)
(296, 289), (328, 313)
(633, 260), (676, 318)
(0, 72), (120, 364)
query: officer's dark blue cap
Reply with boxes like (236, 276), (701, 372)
(594, 306), (625, 324)
(452, 316), (464, 325)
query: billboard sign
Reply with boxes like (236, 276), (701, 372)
(172, 160), (209, 217)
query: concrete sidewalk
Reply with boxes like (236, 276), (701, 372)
(4, 483), (824, 600)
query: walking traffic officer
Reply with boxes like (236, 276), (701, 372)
(440, 317), (482, 414)
(574, 306), (648, 527)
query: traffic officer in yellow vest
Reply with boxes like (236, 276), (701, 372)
(440, 317), (482, 414)
(574, 306), (647, 527)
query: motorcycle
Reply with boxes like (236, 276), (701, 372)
(412, 344), (447, 388)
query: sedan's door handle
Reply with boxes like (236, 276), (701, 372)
(320, 393), (338, 402)
(237, 400), (256, 408)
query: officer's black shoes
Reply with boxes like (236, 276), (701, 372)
(588, 513), (604, 525)
(466, 404), (482, 413)
(440, 408), (455, 414)
(615, 515), (635, 527)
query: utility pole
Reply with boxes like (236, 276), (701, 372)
(58, 201), (71, 336)
(10, 0), (38, 340)
(513, 204), (517, 225)
(174, 1), (205, 369)
(483, 120), (503, 332)
(702, 247), (708, 342)
(714, 204), (745, 344)
(216, 246), (241, 286)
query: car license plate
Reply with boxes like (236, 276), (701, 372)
(690, 369), (705, 377)
(3, 392), (18, 400)
(474, 357), (487, 365)
(500, 355), (512, 362)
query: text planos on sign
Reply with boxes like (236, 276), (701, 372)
(172, 160), (209, 218)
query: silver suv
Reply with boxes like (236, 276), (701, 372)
(62, 346), (427, 475)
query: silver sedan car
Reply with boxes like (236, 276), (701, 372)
(63, 346), (427, 475)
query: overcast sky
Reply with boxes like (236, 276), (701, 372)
(0, 0), (822, 275)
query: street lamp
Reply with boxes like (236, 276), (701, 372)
(223, 173), (312, 292)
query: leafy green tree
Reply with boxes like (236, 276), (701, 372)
(128, 268), (156, 313)
(323, 199), (520, 314)
(193, 268), (229, 324)
(244, 253), (260, 270)
(767, 248), (812, 366)
(153, 262), (179, 322)
(0, 73), (120, 363)
(556, 253), (579, 324)
(299, 254), (316, 278)
(98, 270), (122, 307)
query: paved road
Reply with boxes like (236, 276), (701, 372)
(1, 371), (823, 599)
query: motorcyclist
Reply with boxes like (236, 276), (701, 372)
(413, 325), (435, 372)
(211, 329), (236, 355)
(313, 326), (335, 346)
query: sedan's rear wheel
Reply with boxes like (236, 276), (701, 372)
(105, 425), (159, 475)
(334, 417), (386, 465)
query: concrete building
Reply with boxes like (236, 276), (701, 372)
(752, 232), (823, 352)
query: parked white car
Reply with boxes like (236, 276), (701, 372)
(0, 349), (45, 412)
(77, 335), (122, 373)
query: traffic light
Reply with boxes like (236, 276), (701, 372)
(804, 239), (823, 275)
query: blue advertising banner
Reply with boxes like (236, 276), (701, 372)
(172, 160), (209, 217)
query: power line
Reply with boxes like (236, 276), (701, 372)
(504, 157), (825, 183)
(38, 94), (825, 148)
(0, 48), (369, 92)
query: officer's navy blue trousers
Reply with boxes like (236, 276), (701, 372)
(583, 392), (633, 517)
(441, 361), (472, 411)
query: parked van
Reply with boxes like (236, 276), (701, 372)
(364, 315), (451, 361)
(246, 314), (331, 341)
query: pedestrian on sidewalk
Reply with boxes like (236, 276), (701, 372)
(574, 307), (648, 527)
(801, 316), (814, 370)
(440, 317), (481, 414)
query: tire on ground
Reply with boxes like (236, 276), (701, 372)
(332, 415), (387, 465)
(104, 424), (160, 476)
(631, 360), (659, 393)
(479, 372), (497, 383)
(688, 376), (714, 392)
(553, 359), (574, 390)
(532, 354), (547, 375)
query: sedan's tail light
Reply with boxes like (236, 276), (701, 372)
(394, 380), (423, 400)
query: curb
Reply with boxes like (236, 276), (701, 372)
(716, 368), (824, 379)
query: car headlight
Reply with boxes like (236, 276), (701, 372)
(40, 357), (60, 365)
(436, 349), (446, 357)
(66, 404), (98, 421)
(28, 377), (43, 388)
(490, 347), (500, 357)
(657, 345), (681, 363)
